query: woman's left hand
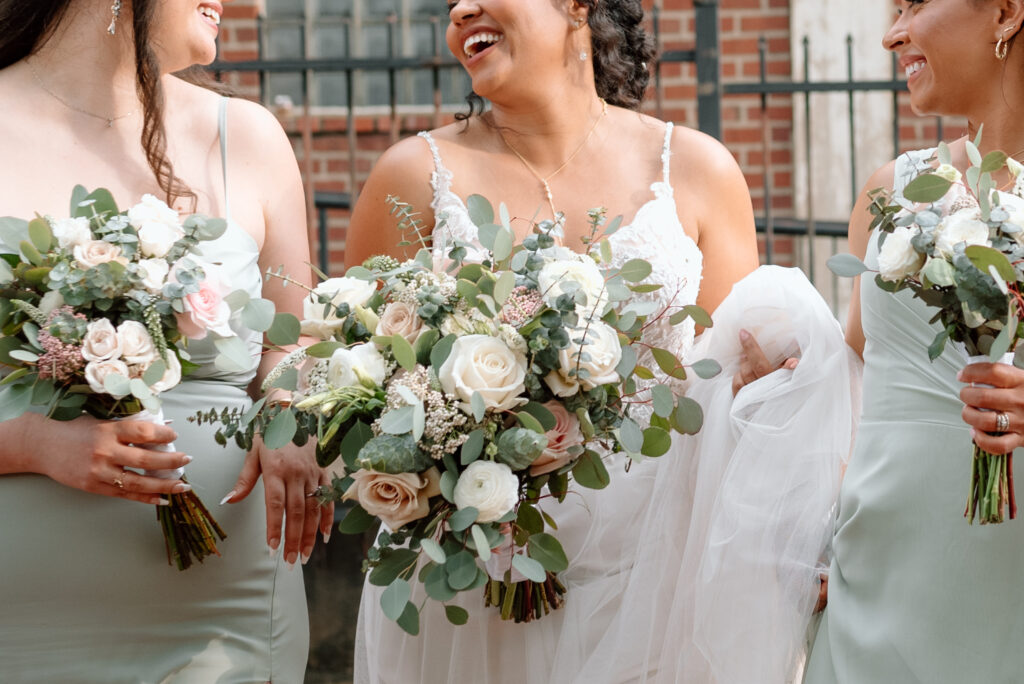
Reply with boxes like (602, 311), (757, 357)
(732, 328), (800, 395)
(959, 361), (1024, 454)
(223, 437), (335, 567)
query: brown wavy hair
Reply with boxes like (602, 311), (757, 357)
(0, 0), (223, 209)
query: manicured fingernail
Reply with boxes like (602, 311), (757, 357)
(323, 528), (332, 544)
(173, 483), (192, 493)
(182, 454), (193, 464)
(219, 490), (236, 505)
(739, 329), (750, 341)
(970, 428), (977, 439)
(157, 498), (171, 506)
(301, 551), (311, 565)
(286, 552), (298, 569)
(269, 538), (280, 558)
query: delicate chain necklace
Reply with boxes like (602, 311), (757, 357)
(27, 59), (135, 128)
(497, 99), (608, 223)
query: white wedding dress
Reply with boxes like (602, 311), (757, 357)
(354, 123), (860, 684)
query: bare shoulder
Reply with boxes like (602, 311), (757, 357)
(669, 124), (745, 187)
(358, 130), (439, 212)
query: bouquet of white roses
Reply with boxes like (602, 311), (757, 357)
(0, 187), (273, 568)
(830, 134), (1024, 524)
(197, 196), (718, 632)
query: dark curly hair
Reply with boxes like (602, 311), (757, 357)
(0, 0), (225, 209)
(455, 0), (655, 121)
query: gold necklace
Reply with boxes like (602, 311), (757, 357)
(497, 99), (608, 223)
(27, 59), (135, 128)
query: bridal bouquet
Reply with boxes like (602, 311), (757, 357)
(197, 196), (717, 632)
(830, 135), (1024, 524)
(0, 187), (271, 568)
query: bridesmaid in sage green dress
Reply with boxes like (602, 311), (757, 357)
(806, 1), (1024, 681)
(0, 0), (331, 681)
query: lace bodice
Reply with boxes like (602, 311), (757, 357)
(419, 124), (704, 419)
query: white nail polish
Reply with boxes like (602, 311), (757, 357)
(175, 484), (192, 493)
(157, 498), (171, 506)
(301, 552), (311, 565)
(219, 490), (236, 505)
(323, 529), (332, 544)
(182, 454), (193, 464)
(269, 545), (279, 559)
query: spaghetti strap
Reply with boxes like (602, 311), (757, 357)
(661, 122), (674, 185)
(218, 96), (230, 221)
(418, 131), (455, 208)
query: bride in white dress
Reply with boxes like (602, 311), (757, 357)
(343, 1), (859, 682)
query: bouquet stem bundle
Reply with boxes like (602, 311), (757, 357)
(158, 484), (227, 570)
(485, 573), (566, 623)
(966, 446), (1017, 524)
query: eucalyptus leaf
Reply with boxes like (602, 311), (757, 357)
(421, 538), (447, 564)
(267, 313), (301, 346)
(527, 533), (569, 573)
(517, 503), (544, 535)
(440, 470), (457, 503)
(515, 410), (545, 434)
(445, 549), (479, 590)
(981, 150), (1009, 174)
(470, 391), (486, 422)
(306, 341), (344, 358)
(430, 334), (457, 370)
(923, 257), (956, 287)
(572, 450), (610, 489)
(965, 245), (1016, 282)
(615, 344), (637, 380)
(467, 194), (495, 226)
(214, 336), (253, 374)
(672, 396), (704, 435)
(413, 328), (440, 366)
(691, 358), (722, 379)
(991, 315), (1017, 361)
(142, 359), (167, 386)
(262, 408), (297, 449)
(618, 259), (653, 283)
(494, 270), (516, 305)
(651, 384), (674, 418)
(827, 253), (870, 278)
(518, 401), (556, 431)
(27, 218), (52, 253)
(102, 372), (131, 398)
(511, 553), (546, 582)
(448, 507), (479, 532)
(619, 416), (644, 453)
(444, 605), (469, 626)
(224, 289), (251, 311)
(339, 420), (374, 469)
(471, 524), (491, 562)
(641, 426), (673, 457)
(357, 434), (433, 474)
(241, 298), (276, 332)
(396, 602), (420, 636)
(492, 229), (514, 262)
(345, 265), (375, 281)
(460, 429), (485, 465)
(392, 334), (417, 371)
(902, 174), (953, 204)
(368, 548), (418, 587)
(380, 579), (412, 621)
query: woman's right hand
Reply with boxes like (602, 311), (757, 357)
(32, 415), (193, 505)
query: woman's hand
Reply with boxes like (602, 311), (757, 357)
(732, 329), (800, 395)
(959, 361), (1024, 453)
(222, 437), (334, 567)
(814, 573), (829, 614)
(33, 414), (192, 505)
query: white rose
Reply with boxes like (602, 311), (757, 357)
(137, 221), (184, 258)
(85, 359), (131, 397)
(453, 460), (519, 523)
(73, 240), (126, 269)
(327, 343), (388, 388)
(877, 226), (926, 282)
(544, 321), (622, 397)
(301, 277), (377, 338)
(81, 318), (122, 362)
(537, 257), (608, 314)
(51, 217), (92, 250)
(438, 334), (527, 412)
(375, 301), (425, 343)
(148, 352), (182, 394)
(127, 194), (180, 230)
(935, 208), (991, 256)
(934, 163), (962, 184)
(117, 320), (158, 367)
(136, 258), (170, 293)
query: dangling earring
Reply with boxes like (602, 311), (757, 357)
(996, 30), (1013, 60)
(107, 0), (122, 36)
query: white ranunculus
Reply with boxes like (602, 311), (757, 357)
(327, 343), (388, 388)
(117, 320), (158, 367)
(877, 226), (926, 282)
(73, 240), (126, 269)
(137, 221), (184, 258)
(81, 318), (122, 362)
(136, 258), (170, 293)
(453, 460), (519, 523)
(301, 277), (377, 338)
(537, 257), (608, 314)
(544, 320), (622, 397)
(148, 352), (182, 394)
(437, 334), (527, 412)
(935, 208), (991, 256)
(51, 217), (93, 250)
(85, 359), (131, 397)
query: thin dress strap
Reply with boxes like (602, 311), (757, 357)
(661, 122), (675, 185)
(218, 96), (230, 221)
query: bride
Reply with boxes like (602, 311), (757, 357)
(343, 1), (858, 681)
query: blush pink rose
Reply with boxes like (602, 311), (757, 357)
(175, 264), (233, 340)
(530, 401), (584, 476)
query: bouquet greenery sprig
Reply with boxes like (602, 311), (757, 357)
(0, 187), (276, 567)
(196, 195), (719, 632)
(830, 132), (1024, 524)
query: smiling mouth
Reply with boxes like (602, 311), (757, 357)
(905, 61), (924, 78)
(199, 5), (221, 26)
(463, 33), (504, 59)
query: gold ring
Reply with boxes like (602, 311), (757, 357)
(306, 488), (320, 498)
(113, 471), (127, 489)
(997, 412), (1011, 433)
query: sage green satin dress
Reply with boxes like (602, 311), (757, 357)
(805, 150), (1024, 682)
(0, 99), (308, 683)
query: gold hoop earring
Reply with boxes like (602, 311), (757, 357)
(996, 34), (1011, 60)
